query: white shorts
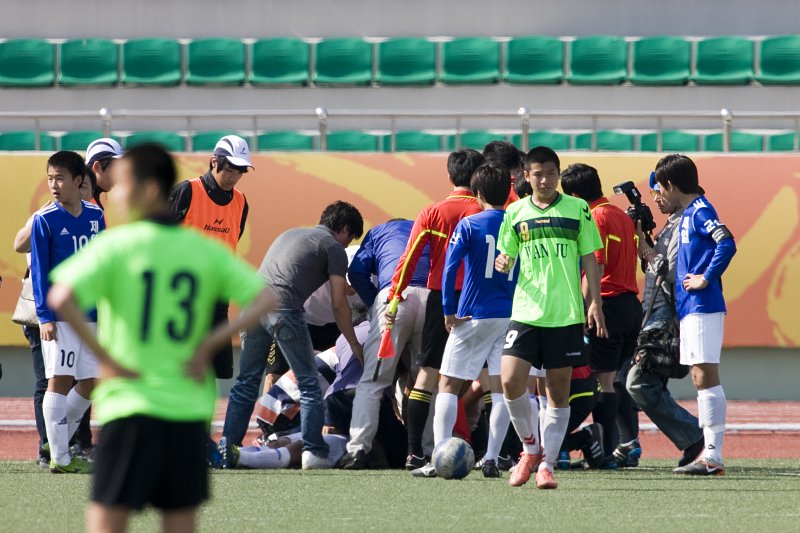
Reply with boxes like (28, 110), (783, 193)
(440, 317), (509, 380)
(680, 313), (725, 366)
(42, 322), (100, 380)
(528, 365), (546, 378)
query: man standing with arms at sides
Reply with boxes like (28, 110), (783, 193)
(495, 147), (606, 490)
(654, 154), (736, 476)
(385, 149), (485, 471)
(85, 138), (123, 210)
(169, 134), (253, 379)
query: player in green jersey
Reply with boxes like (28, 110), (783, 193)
(48, 144), (277, 533)
(495, 146), (607, 490)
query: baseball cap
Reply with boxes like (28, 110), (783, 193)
(85, 138), (124, 165)
(213, 135), (254, 169)
(648, 171), (660, 191)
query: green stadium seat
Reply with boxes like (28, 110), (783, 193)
(0, 131), (56, 151)
(446, 131), (507, 151)
(575, 131), (636, 151)
(630, 36), (691, 85)
(440, 37), (500, 84)
(314, 38), (372, 85)
(257, 131), (314, 151)
(122, 38), (182, 86)
(511, 131), (572, 151)
(703, 131), (763, 151)
(377, 38), (436, 86)
(61, 130), (106, 151)
(250, 38), (310, 85)
(383, 131), (442, 152)
(504, 36), (564, 84)
(191, 131), (237, 152)
(568, 35), (627, 85)
(325, 131), (381, 151)
(0, 39), (55, 87)
(693, 36), (754, 85)
(639, 130), (700, 152)
(765, 131), (797, 152)
(186, 39), (245, 85)
(758, 35), (800, 85)
(126, 131), (185, 152)
(59, 39), (119, 86)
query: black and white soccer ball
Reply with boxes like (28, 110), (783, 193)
(432, 437), (475, 479)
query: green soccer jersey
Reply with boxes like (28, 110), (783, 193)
(52, 220), (265, 425)
(497, 193), (603, 327)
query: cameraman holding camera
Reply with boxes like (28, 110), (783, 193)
(625, 172), (704, 468)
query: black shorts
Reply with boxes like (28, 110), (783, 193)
(307, 322), (342, 352)
(587, 292), (643, 373)
(92, 416), (208, 511)
(502, 321), (586, 369)
(264, 337), (289, 376)
(324, 389), (355, 432)
(417, 290), (460, 370)
(212, 301), (233, 379)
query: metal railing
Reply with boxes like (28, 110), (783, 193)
(1, 107), (799, 152)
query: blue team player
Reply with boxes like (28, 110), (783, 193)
(30, 151), (106, 473)
(652, 154), (736, 476)
(426, 163), (518, 478)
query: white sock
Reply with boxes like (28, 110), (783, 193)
(537, 395), (547, 438)
(433, 392), (458, 447)
(540, 406), (570, 472)
(698, 386), (726, 463)
(43, 392), (70, 465)
(505, 393), (539, 455)
(238, 445), (291, 469)
(65, 388), (91, 441)
(485, 393), (510, 461)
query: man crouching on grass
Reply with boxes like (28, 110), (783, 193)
(48, 144), (278, 533)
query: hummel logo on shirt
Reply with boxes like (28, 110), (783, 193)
(60, 228), (70, 236)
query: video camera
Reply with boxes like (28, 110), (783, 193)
(613, 180), (656, 241)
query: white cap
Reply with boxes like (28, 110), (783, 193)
(85, 138), (124, 165)
(213, 135), (254, 169)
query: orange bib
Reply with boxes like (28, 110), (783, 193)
(183, 178), (245, 251)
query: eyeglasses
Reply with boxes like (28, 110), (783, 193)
(649, 189), (664, 198)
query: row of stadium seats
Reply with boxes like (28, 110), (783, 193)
(1, 129), (796, 152)
(1, 35), (799, 87)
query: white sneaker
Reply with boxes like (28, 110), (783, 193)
(302, 450), (332, 470)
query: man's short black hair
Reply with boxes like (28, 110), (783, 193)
(560, 163), (604, 202)
(209, 155), (249, 174)
(524, 146), (561, 172)
(47, 151), (85, 183)
(124, 143), (177, 200)
(514, 176), (533, 198)
(470, 163), (511, 206)
(482, 141), (523, 174)
(319, 200), (364, 239)
(654, 154), (700, 194)
(447, 149), (486, 188)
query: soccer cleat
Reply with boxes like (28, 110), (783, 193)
(207, 438), (223, 468)
(36, 443), (51, 469)
(337, 449), (369, 470)
(301, 450), (332, 470)
(556, 451), (571, 471)
(598, 455), (620, 470)
(497, 454), (516, 471)
(580, 423), (605, 468)
(218, 437), (239, 469)
(410, 463), (437, 478)
(613, 439), (642, 467)
(678, 438), (705, 468)
(673, 458), (725, 476)
(508, 451), (542, 487)
(535, 467), (558, 490)
(50, 456), (92, 474)
(405, 453), (427, 471)
(481, 459), (501, 478)
(473, 457), (485, 470)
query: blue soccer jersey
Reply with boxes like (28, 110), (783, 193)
(442, 209), (518, 319)
(676, 196), (736, 319)
(30, 200), (106, 323)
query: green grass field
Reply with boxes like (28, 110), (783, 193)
(2, 460), (799, 532)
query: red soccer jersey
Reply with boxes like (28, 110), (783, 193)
(590, 197), (639, 298)
(389, 189), (481, 298)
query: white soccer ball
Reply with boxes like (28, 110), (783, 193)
(432, 437), (475, 480)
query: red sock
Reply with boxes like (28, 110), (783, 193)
(453, 399), (472, 444)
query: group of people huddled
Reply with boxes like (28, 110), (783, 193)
(15, 134), (736, 532)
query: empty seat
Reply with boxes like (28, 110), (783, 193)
(126, 131), (185, 152)
(186, 39), (245, 85)
(59, 39), (119, 86)
(61, 130), (107, 151)
(122, 38), (182, 86)
(504, 36), (564, 84)
(250, 38), (310, 85)
(325, 131), (381, 151)
(758, 35), (800, 85)
(440, 37), (500, 84)
(575, 131), (635, 151)
(0, 131), (56, 151)
(630, 36), (691, 85)
(447, 131), (507, 151)
(314, 38), (372, 85)
(377, 38), (436, 86)
(693, 36), (754, 85)
(568, 35), (628, 85)
(639, 130), (700, 152)
(384, 131), (442, 152)
(703, 131), (763, 151)
(0, 39), (55, 87)
(191, 131), (238, 151)
(511, 131), (572, 151)
(257, 131), (314, 151)
(765, 131), (797, 152)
